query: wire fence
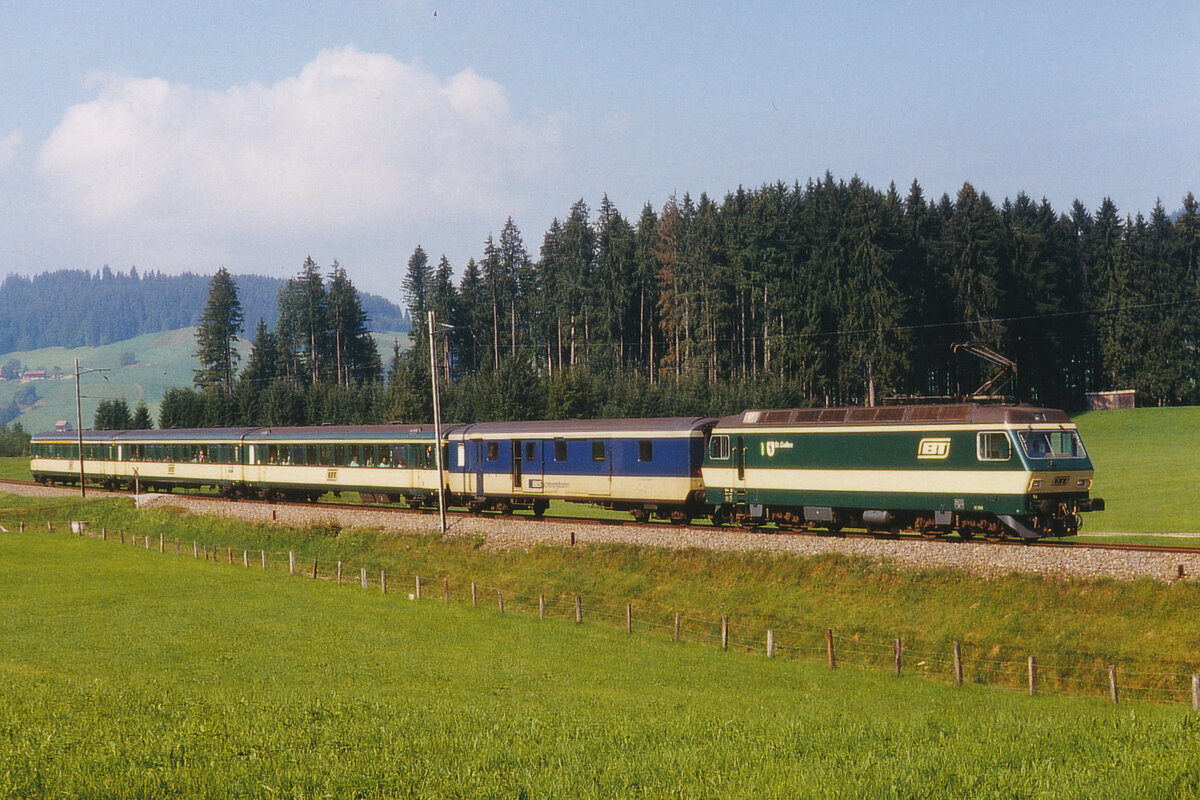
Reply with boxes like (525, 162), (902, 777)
(11, 517), (1200, 710)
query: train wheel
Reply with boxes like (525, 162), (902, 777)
(532, 500), (548, 518)
(669, 511), (688, 525)
(709, 508), (729, 527)
(957, 528), (975, 541)
(496, 501), (513, 516)
(630, 508), (649, 523)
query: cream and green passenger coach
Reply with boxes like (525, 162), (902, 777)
(702, 403), (1104, 540)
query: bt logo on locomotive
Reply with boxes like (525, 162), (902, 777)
(917, 438), (952, 459)
(763, 440), (795, 457)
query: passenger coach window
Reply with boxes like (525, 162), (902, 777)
(554, 440), (567, 461)
(525, 441), (537, 461)
(708, 434), (731, 460)
(977, 432), (1011, 461)
(591, 441), (606, 461)
(487, 442), (499, 461)
(638, 441), (653, 462)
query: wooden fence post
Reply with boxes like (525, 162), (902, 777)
(144, 535), (150, 550)
(575, 595), (582, 624)
(953, 641), (963, 686)
(243, 550), (248, 568)
(228, 545), (233, 564)
(539, 593), (545, 619)
(673, 612), (680, 642)
(19, 522), (24, 533)
(47, 521), (52, 532)
(626, 604), (633, 634)
(497, 589), (504, 613)
(312, 557), (318, 579)
(1108, 665), (1119, 704)
(261, 550), (266, 570)
(415, 575), (422, 600)
(381, 570), (387, 594)
(361, 567), (368, 590)
(1028, 656), (1037, 696)
(337, 561), (343, 585)
(1192, 674), (1199, 711)
(767, 629), (775, 658)
(193, 540), (197, 558)
(289, 551), (295, 575)
(721, 615), (729, 650)
(894, 638), (902, 677)
(826, 628), (836, 669)
(471, 582), (478, 607)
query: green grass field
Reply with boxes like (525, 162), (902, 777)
(2, 527), (1199, 798)
(1073, 407), (1200, 534)
(4, 493), (1200, 701)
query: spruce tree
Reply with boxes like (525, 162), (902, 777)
(94, 398), (132, 430)
(130, 401), (153, 430)
(193, 267), (244, 394)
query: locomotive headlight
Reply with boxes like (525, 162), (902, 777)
(1077, 478), (1090, 489)
(1030, 479), (1043, 490)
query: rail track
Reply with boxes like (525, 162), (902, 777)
(5, 476), (1198, 557)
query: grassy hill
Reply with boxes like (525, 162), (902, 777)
(2, 521), (1198, 797)
(0, 328), (407, 434)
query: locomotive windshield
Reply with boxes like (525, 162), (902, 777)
(1018, 430), (1086, 460)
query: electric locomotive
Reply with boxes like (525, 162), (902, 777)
(701, 403), (1103, 540)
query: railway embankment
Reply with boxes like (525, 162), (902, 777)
(7, 480), (1197, 584)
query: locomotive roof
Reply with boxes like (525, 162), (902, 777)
(717, 404), (1072, 428)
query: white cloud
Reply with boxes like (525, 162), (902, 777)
(36, 47), (560, 248)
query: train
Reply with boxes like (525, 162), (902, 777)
(28, 402), (1104, 541)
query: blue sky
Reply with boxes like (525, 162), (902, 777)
(1, 1), (1196, 303)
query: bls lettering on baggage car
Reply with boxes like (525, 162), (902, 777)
(761, 440), (795, 457)
(917, 438), (951, 459)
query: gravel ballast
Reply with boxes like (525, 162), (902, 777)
(6, 481), (1198, 584)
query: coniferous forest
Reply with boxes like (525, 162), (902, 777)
(0, 269), (408, 353)
(161, 174), (1199, 429)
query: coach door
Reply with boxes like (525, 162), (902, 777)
(472, 439), (485, 499)
(736, 436), (746, 482)
(510, 439), (523, 491)
(521, 439), (543, 492)
(588, 439), (613, 497)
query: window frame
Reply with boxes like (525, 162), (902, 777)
(708, 434), (731, 461)
(976, 431), (1012, 462)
